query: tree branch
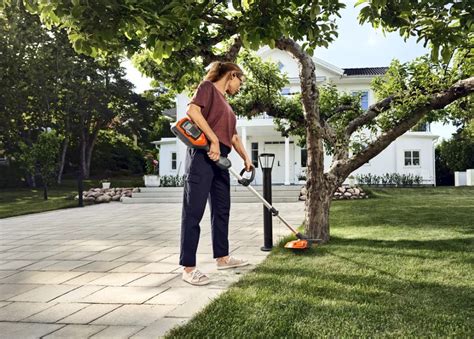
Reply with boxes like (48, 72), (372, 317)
(223, 36), (242, 62)
(275, 37), (325, 141)
(338, 76), (474, 177)
(344, 95), (396, 135)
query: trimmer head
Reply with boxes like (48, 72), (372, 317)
(284, 239), (311, 250)
(284, 232), (321, 250)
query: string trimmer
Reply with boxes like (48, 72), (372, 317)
(171, 116), (321, 250)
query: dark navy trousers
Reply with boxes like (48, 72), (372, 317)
(179, 143), (231, 267)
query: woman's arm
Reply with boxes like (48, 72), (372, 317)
(186, 103), (220, 161)
(232, 134), (253, 171)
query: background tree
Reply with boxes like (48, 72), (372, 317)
(6, 0), (473, 241)
(32, 129), (63, 200)
(436, 126), (474, 186)
(13, 129), (63, 199)
(0, 0), (58, 186)
(0, 1), (173, 189)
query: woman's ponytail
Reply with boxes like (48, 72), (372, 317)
(204, 61), (243, 82)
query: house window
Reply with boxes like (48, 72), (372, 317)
(281, 88), (291, 95)
(404, 150), (420, 166)
(250, 142), (258, 168)
(251, 142), (259, 168)
(277, 61), (284, 70)
(352, 90), (369, 110)
(171, 152), (177, 170)
(301, 148), (307, 167)
(411, 122), (430, 132)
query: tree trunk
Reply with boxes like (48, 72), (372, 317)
(305, 133), (337, 242)
(80, 128), (87, 180)
(57, 134), (69, 184)
(78, 115), (85, 207)
(84, 128), (100, 179)
(276, 38), (332, 243)
(305, 182), (335, 242)
(43, 182), (48, 200)
(25, 173), (36, 188)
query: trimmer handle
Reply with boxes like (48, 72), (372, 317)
(216, 156), (232, 170)
(203, 145), (232, 170)
(238, 167), (255, 186)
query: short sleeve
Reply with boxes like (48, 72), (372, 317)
(233, 124), (237, 135)
(189, 81), (212, 112)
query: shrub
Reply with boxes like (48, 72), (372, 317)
(159, 174), (185, 187)
(356, 172), (423, 186)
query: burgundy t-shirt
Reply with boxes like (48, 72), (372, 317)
(188, 80), (237, 149)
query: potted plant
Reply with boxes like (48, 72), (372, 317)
(348, 175), (356, 187)
(143, 153), (160, 187)
(100, 178), (111, 189)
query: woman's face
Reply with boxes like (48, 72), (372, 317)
(226, 72), (245, 95)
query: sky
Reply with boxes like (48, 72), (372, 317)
(123, 0), (456, 141)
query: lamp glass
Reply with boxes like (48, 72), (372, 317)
(259, 153), (275, 169)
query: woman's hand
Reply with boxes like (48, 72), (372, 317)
(208, 140), (220, 162)
(244, 157), (254, 172)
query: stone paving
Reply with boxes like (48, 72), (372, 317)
(0, 201), (305, 338)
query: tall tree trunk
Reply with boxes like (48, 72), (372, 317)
(305, 173), (339, 242)
(84, 126), (100, 179)
(57, 117), (70, 184)
(25, 173), (36, 188)
(43, 182), (48, 200)
(276, 38), (334, 243)
(305, 134), (334, 242)
(57, 134), (68, 184)
(77, 115), (85, 207)
(80, 128), (87, 180)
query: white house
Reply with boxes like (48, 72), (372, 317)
(153, 47), (438, 186)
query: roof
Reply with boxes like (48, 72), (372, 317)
(151, 137), (176, 145)
(342, 67), (388, 76)
(163, 107), (177, 119)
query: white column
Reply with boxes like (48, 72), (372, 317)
(241, 126), (247, 150)
(284, 137), (290, 185)
(176, 93), (189, 176)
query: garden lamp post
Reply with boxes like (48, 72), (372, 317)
(259, 153), (275, 251)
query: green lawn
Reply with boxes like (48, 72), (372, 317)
(0, 176), (143, 219)
(167, 187), (474, 337)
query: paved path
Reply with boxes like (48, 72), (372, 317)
(0, 201), (305, 338)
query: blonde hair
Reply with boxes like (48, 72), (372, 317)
(204, 61), (243, 82)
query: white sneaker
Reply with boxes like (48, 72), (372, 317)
(216, 256), (250, 270)
(182, 269), (210, 286)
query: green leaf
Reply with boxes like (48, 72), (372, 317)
(310, 5), (320, 20)
(73, 38), (83, 52)
(153, 40), (163, 60)
(71, 6), (83, 18)
(135, 16), (146, 27)
(354, 0), (368, 7)
(441, 46), (452, 64)
(268, 39), (275, 49)
(430, 44), (439, 62)
(232, 0), (241, 10)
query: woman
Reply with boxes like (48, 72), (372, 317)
(180, 61), (253, 286)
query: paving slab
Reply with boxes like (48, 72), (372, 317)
(91, 304), (177, 326)
(0, 200), (304, 337)
(0, 321), (64, 339)
(43, 324), (107, 338)
(89, 325), (144, 338)
(23, 303), (89, 323)
(57, 304), (121, 324)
